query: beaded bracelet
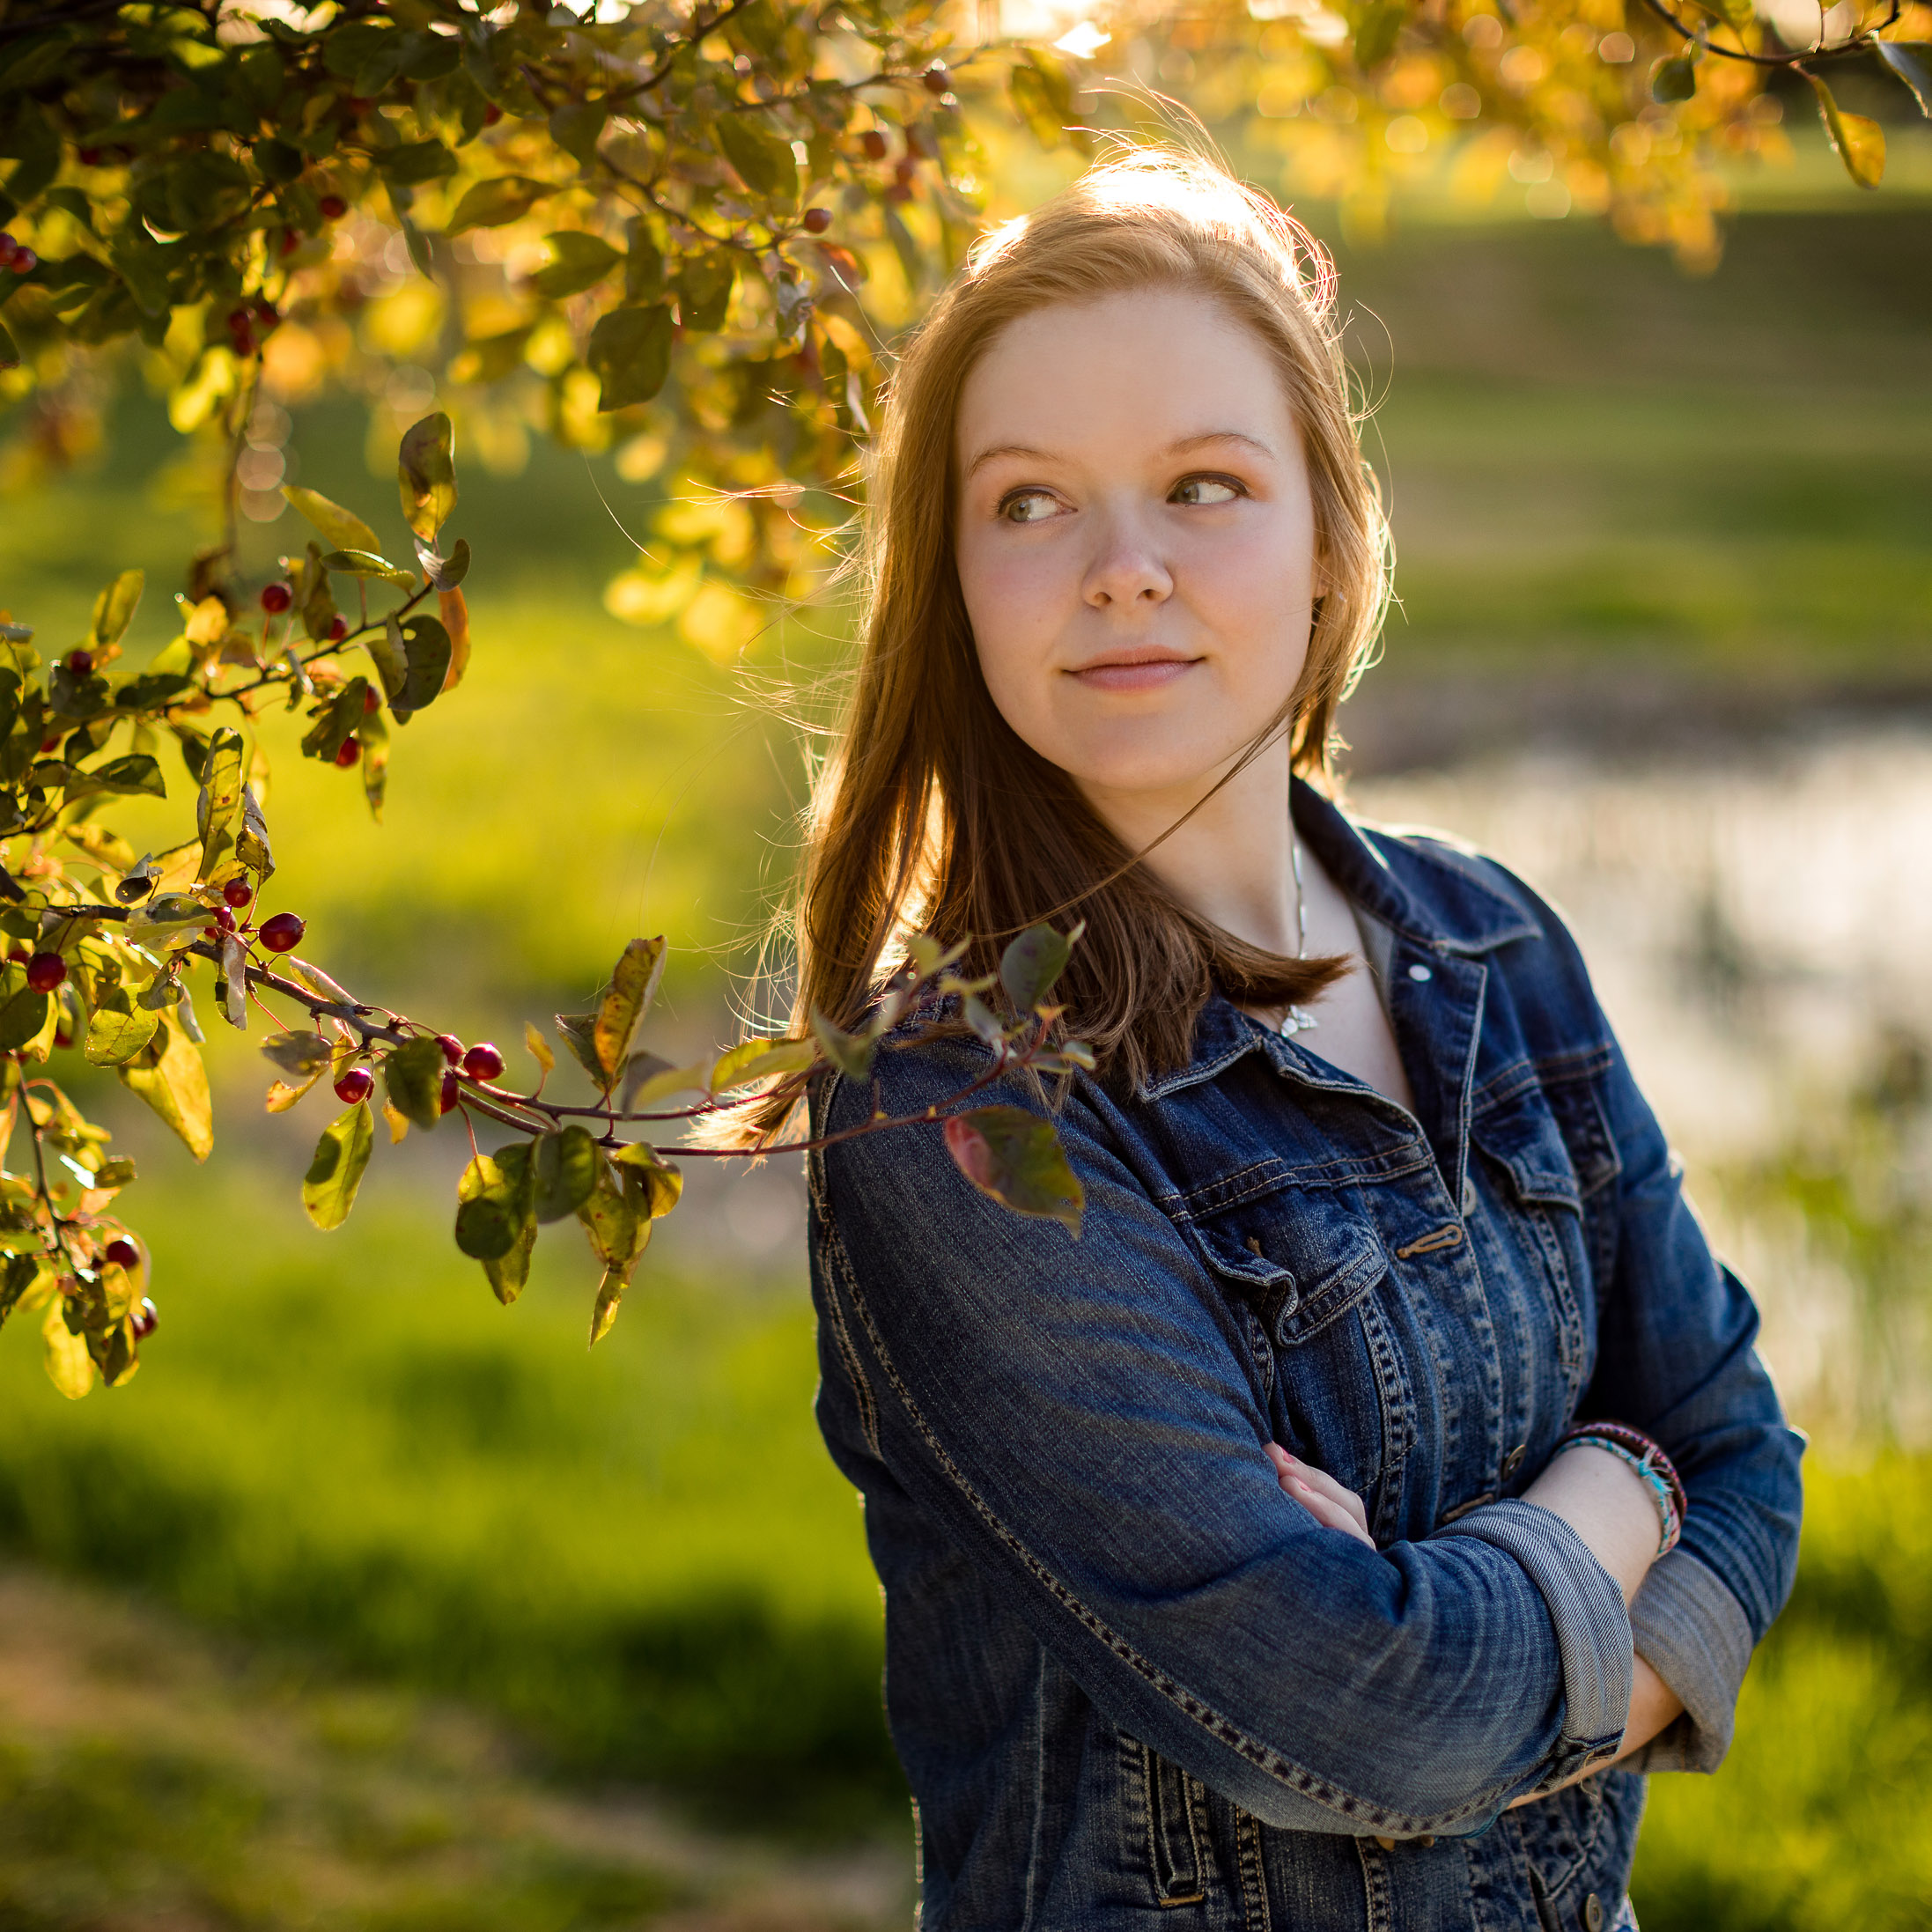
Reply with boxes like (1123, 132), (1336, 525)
(1552, 1423), (1685, 1558)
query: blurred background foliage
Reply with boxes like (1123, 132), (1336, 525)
(2, 1), (1930, 1927)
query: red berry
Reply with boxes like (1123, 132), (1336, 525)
(334, 1066), (373, 1104)
(333, 736), (360, 768)
(53, 1027), (72, 1050)
(4, 946), (25, 964)
(202, 925), (222, 943)
(38, 733), (60, 756)
(326, 616), (349, 642)
(131, 1296), (159, 1340)
(228, 304), (251, 332)
(66, 649), (93, 676)
(214, 904), (236, 933)
(434, 1033), (463, 1066)
(78, 147), (102, 166)
(894, 155), (917, 184)
(320, 194), (349, 220)
(25, 952), (65, 992)
(860, 129), (889, 159)
(223, 879), (253, 910)
(0, 236), (16, 267)
(483, 103), (503, 126)
(887, 182), (912, 204)
(261, 582), (292, 615)
(258, 911), (305, 953)
(461, 1043), (505, 1082)
(254, 297), (278, 328)
(278, 229), (299, 256)
(11, 246), (35, 275)
(104, 1237), (138, 1269)
(362, 685), (380, 713)
(923, 64), (949, 93)
(438, 1068), (459, 1115)
(803, 207), (831, 233)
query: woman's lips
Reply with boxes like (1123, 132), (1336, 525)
(1066, 654), (1199, 693)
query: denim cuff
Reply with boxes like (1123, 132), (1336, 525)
(1620, 1546), (1755, 1774)
(1434, 1500), (1634, 1767)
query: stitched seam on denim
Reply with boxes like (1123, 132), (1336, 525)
(1524, 1201), (1589, 1403)
(1235, 1811), (1271, 1932)
(828, 1220), (1520, 1836)
(1359, 1292), (1416, 1517)
(1356, 1836), (1394, 1932)
(1165, 1142), (1434, 1219)
(1183, 1771), (1211, 1899)
(1472, 1045), (1617, 1115)
(1127, 1733), (1161, 1908)
(818, 1225), (882, 1461)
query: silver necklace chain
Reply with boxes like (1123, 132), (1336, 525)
(1280, 819), (1319, 1036)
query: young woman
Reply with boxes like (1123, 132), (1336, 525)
(781, 148), (1803, 1929)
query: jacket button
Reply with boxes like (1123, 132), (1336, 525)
(1501, 1444), (1526, 1480)
(1462, 1174), (1478, 1217)
(1582, 1894), (1604, 1932)
(1407, 962), (1433, 982)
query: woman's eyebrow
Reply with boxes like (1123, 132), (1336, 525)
(962, 429), (1275, 481)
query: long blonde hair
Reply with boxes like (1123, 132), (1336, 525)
(755, 145), (1390, 1129)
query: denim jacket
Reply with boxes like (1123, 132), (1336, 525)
(806, 781), (1804, 1932)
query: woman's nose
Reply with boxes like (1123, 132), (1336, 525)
(1080, 511), (1173, 609)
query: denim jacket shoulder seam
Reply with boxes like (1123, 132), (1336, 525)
(825, 1206), (1523, 1839)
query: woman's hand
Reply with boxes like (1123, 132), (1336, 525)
(1265, 1443), (1375, 1549)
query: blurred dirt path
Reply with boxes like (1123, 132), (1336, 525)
(0, 1563), (912, 1930)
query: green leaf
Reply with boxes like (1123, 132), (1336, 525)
(282, 486), (380, 555)
(0, 988), (48, 1052)
(446, 174), (557, 233)
(71, 753), (165, 800)
(587, 302), (673, 411)
(999, 919), (1083, 1014)
(1350, 0), (1405, 70)
(717, 112), (796, 201)
(398, 413), (457, 542)
(1875, 41), (1932, 117)
(320, 549), (415, 586)
(554, 1012), (607, 1087)
(534, 1124), (601, 1222)
(377, 139), (457, 186)
(942, 1105), (1084, 1236)
(395, 615), (452, 713)
(88, 570), (144, 648)
(195, 727), (245, 880)
(302, 1101), (373, 1230)
(623, 218), (664, 301)
(384, 1034), (447, 1132)
(261, 1030), (332, 1080)
(1808, 72), (1885, 188)
(477, 1142), (538, 1303)
(675, 251), (736, 332)
(531, 230), (621, 299)
(614, 1141), (682, 1219)
(117, 1014), (212, 1161)
(1648, 55), (1697, 105)
(371, 616), (408, 703)
(579, 1159), (648, 1346)
(85, 995), (158, 1066)
(455, 1141), (536, 1265)
(299, 678), (366, 764)
(593, 936), (666, 1082)
(549, 100), (608, 167)
(810, 1007), (874, 1082)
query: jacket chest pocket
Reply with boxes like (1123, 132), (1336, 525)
(1174, 1185), (1413, 1533)
(1471, 1082), (1614, 1408)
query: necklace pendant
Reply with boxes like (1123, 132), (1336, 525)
(1279, 1004), (1319, 1036)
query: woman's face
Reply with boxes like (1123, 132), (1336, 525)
(953, 287), (1319, 807)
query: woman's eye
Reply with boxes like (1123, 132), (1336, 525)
(1171, 475), (1243, 506)
(999, 490), (1062, 525)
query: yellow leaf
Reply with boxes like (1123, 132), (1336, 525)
(281, 485), (380, 555)
(116, 1014), (212, 1161)
(41, 1297), (95, 1400)
(524, 1021), (555, 1076)
(439, 586), (470, 691)
(709, 1036), (817, 1092)
(1808, 73), (1884, 188)
(381, 1099), (411, 1145)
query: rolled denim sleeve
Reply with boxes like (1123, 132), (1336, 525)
(1524, 894), (1805, 1774)
(813, 1040), (1633, 1839)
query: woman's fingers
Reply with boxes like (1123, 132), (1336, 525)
(1265, 1444), (1375, 1549)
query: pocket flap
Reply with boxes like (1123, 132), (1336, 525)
(1184, 1206), (1389, 1347)
(1471, 1094), (1583, 1210)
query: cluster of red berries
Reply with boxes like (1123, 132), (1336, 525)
(225, 297), (280, 358)
(0, 233), (39, 276)
(329, 1036), (503, 1109)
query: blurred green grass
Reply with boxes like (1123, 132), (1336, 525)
(0, 204), (1928, 1909)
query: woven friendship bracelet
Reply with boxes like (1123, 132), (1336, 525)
(1552, 1424), (1686, 1558)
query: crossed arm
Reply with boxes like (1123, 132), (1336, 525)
(1267, 1441), (1686, 1788)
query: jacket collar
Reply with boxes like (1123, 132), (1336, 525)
(1133, 778), (1540, 1103)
